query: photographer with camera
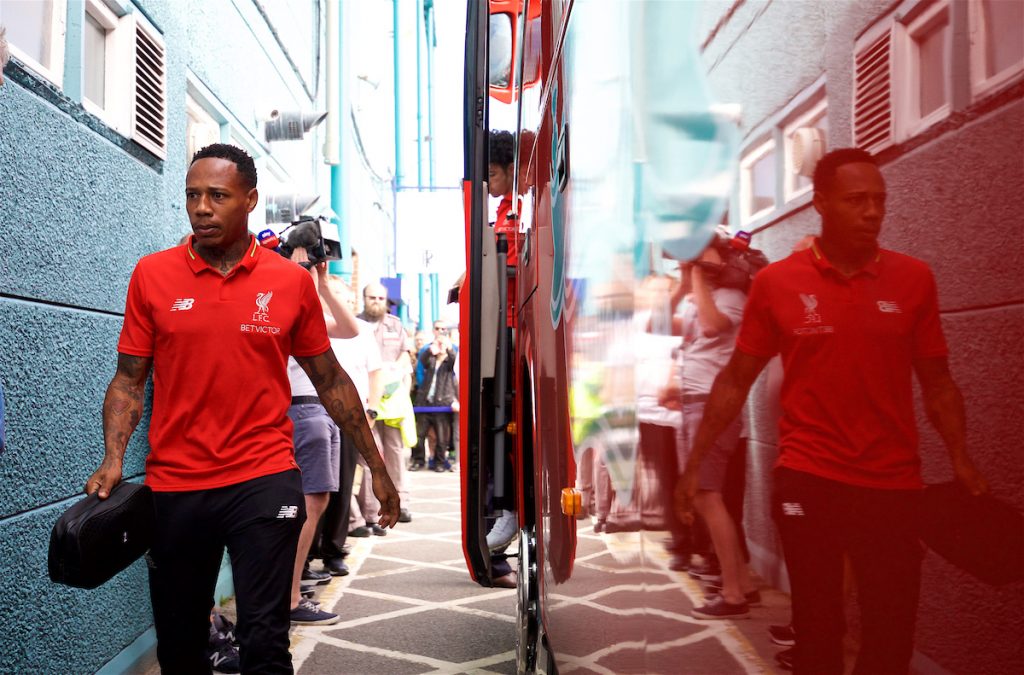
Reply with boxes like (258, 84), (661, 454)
(659, 234), (758, 620)
(283, 246), (363, 625)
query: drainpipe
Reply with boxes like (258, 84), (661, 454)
(393, 0), (402, 189)
(418, 273), (428, 331)
(415, 0), (424, 187)
(425, 0), (436, 187)
(430, 272), (440, 324)
(396, 272), (409, 324)
(324, 0), (351, 280)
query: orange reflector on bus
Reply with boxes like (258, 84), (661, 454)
(506, 421), (517, 435)
(560, 488), (582, 517)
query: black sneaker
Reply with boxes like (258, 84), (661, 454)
(208, 618), (240, 673)
(208, 641), (241, 674)
(703, 590), (762, 607)
(769, 624), (796, 646)
(691, 595), (749, 620)
(323, 558), (349, 576)
(211, 610), (237, 645)
(301, 566), (332, 585)
(290, 598), (340, 626)
(409, 460), (425, 471)
(348, 526), (372, 538)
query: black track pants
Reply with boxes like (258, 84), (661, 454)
(148, 470), (305, 674)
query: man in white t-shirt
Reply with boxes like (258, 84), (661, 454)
(311, 277), (383, 577)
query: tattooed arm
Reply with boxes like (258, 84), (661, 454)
(296, 349), (401, 527)
(85, 353), (152, 499)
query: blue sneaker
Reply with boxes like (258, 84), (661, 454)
(290, 598), (340, 625)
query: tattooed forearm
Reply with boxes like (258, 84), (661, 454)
(101, 353), (151, 461)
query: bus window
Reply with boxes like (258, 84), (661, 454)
(489, 13), (513, 89)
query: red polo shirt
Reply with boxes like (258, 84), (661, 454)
(118, 236), (330, 491)
(737, 242), (948, 489)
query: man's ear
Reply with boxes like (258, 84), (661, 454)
(246, 188), (259, 213)
(812, 190), (826, 217)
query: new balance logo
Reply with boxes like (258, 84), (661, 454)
(276, 505), (299, 519)
(781, 502), (805, 517)
(170, 298), (195, 311)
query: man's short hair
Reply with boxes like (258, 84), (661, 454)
(489, 130), (515, 168)
(813, 148), (878, 195)
(191, 143), (258, 190)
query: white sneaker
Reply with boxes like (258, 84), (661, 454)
(486, 510), (518, 551)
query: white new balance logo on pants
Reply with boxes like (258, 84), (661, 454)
(276, 505), (299, 519)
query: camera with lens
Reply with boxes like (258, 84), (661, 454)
(258, 216), (342, 269)
(694, 230), (769, 292)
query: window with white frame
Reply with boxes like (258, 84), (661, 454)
(81, 0), (131, 127)
(186, 96), (222, 164)
(900, 0), (952, 135)
(739, 139), (776, 225)
(969, 0), (1024, 99)
(783, 94), (828, 202)
(853, 0), (954, 152)
(0, 0), (67, 86)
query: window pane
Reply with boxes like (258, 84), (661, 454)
(83, 12), (105, 107)
(750, 150), (775, 214)
(916, 21), (948, 117)
(0, 0), (53, 67)
(983, 0), (1024, 77)
(489, 13), (512, 88)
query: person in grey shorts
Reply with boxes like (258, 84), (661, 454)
(284, 250), (363, 625)
(660, 242), (756, 620)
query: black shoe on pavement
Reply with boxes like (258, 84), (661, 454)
(368, 523), (387, 536)
(409, 460), (425, 471)
(324, 558), (349, 576)
(300, 584), (316, 599)
(776, 647), (794, 670)
(208, 641), (240, 674)
(208, 616), (241, 673)
(348, 526), (371, 538)
(691, 594), (750, 620)
(770, 623), (796, 646)
(301, 566), (332, 585)
(398, 508), (413, 523)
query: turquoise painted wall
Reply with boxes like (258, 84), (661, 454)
(0, 0), (324, 670)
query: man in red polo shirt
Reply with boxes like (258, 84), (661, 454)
(84, 143), (399, 673)
(677, 148), (987, 674)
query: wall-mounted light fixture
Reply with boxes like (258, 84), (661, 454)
(262, 109), (328, 142)
(266, 193), (321, 224)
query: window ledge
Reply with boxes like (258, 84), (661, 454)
(3, 59), (164, 172)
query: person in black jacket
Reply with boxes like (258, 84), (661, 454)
(414, 327), (458, 472)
